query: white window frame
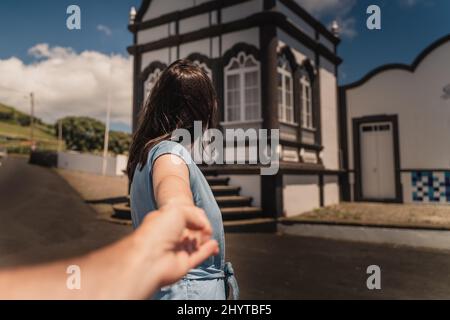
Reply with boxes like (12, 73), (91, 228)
(277, 59), (296, 125)
(300, 75), (314, 130)
(223, 52), (262, 124)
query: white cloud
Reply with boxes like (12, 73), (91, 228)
(333, 17), (357, 39)
(0, 44), (132, 129)
(295, 0), (358, 39)
(97, 24), (112, 36)
(295, 0), (356, 17)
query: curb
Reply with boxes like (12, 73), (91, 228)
(279, 218), (450, 232)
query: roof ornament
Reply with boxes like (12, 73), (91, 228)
(331, 20), (340, 38)
(129, 6), (137, 25)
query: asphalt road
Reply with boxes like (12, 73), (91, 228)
(2, 157), (450, 299)
(0, 156), (131, 267)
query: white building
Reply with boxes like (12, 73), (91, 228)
(128, 0), (343, 220)
(340, 34), (450, 205)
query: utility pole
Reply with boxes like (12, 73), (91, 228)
(30, 92), (35, 150)
(58, 119), (63, 152)
(102, 55), (113, 176)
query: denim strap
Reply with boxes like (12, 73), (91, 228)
(224, 262), (239, 300)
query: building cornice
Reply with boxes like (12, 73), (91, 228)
(128, 11), (342, 65)
(277, 0), (340, 46)
(130, 0), (340, 46)
(130, 0), (253, 33)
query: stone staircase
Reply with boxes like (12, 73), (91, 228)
(112, 171), (276, 232)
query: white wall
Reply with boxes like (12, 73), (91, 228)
(221, 0), (263, 24)
(319, 35), (335, 53)
(179, 13), (210, 34)
(227, 175), (261, 207)
(142, 0), (210, 21)
(137, 24), (170, 45)
(222, 28), (260, 53)
(141, 49), (171, 71)
(58, 152), (128, 176)
(320, 59), (339, 170)
(283, 175), (319, 216)
(345, 39), (450, 204)
(179, 38), (211, 58)
(324, 175), (340, 206)
(277, 30), (315, 62)
(346, 40), (450, 170)
(277, 1), (315, 39)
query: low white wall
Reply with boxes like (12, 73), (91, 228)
(57, 152), (128, 176)
(283, 175), (319, 217)
(227, 175), (261, 207)
(324, 175), (340, 206)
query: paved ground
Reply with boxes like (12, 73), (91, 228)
(2, 157), (450, 299)
(0, 157), (131, 268)
(279, 223), (450, 251)
(226, 233), (450, 299)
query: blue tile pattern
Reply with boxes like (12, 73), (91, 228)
(411, 171), (450, 203)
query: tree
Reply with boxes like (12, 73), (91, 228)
(57, 116), (130, 154)
(109, 131), (131, 155)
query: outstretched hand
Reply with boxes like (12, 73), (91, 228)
(135, 204), (219, 290)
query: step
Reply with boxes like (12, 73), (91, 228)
(211, 185), (241, 196)
(215, 195), (252, 208)
(112, 203), (132, 220)
(224, 218), (277, 233)
(221, 206), (262, 221)
(201, 169), (218, 177)
(206, 176), (230, 186)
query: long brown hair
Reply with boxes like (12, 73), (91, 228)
(127, 59), (217, 181)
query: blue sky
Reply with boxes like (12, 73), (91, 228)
(328, 0), (450, 84)
(0, 0), (448, 131)
(0, 0), (140, 61)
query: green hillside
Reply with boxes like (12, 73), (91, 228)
(0, 102), (60, 153)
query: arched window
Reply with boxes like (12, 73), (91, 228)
(277, 55), (295, 124)
(300, 75), (314, 129)
(300, 73), (314, 130)
(224, 52), (261, 122)
(143, 68), (162, 103)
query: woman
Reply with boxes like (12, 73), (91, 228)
(127, 60), (238, 300)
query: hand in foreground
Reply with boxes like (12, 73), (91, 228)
(0, 204), (218, 300)
(131, 204), (219, 296)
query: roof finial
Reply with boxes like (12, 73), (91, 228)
(129, 6), (137, 25)
(331, 20), (340, 38)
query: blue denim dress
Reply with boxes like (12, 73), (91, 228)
(130, 140), (239, 300)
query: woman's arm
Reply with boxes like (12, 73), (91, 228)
(0, 205), (218, 300)
(152, 154), (193, 207)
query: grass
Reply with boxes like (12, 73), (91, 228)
(0, 102), (61, 153)
(0, 121), (56, 141)
(0, 121), (61, 153)
(286, 202), (450, 229)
